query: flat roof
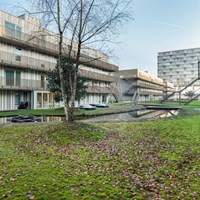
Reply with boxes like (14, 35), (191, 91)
(158, 47), (200, 54)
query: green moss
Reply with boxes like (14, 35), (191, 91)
(0, 115), (200, 199)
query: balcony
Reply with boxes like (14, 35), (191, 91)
(137, 82), (167, 91)
(123, 82), (167, 95)
(0, 25), (118, 72)
(0, 25), (59, 55)
(0, 50), (56, 72)
(126, 89), (164, 96)
(139, 90), (164, 96)
(87, 86), (112, 94)
(0, 77), (48, 91)
(79, 69), (117, 82)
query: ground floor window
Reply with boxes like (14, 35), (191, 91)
(15, 93), (20, 105)
(102, 95), (107, 103)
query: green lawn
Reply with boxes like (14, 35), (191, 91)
(0, 103), (133, 117)
(140, 100), (200, 108)
(1, 101), (200, 118)
(0, 114), (200, 199)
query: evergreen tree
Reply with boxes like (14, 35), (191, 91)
(46, 57), (87, 105)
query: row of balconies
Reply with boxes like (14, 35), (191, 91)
(87, 86), (112, 94)
(139, 90), (164, 96)
(124, 82), (167, 94)
(158, 69), (197, 74)
(0, 76), (113, 94)
(158, 65), (198, 71)
(0, 77), (48, 91)
(0, 25), (118, 72)
(126, 89), (164, 96)
(159, 56), (200, 63)
(0, 50), (56, 72)
(0, 50), (116, 82)
(78, 69), (117, 83)
(124, 81), (167, 95)
(137, 82), (167, 91)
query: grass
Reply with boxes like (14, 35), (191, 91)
(0, 114), (200, 199)
(1, 101), (200, 118)
(0, 102), (133, 117)
(140, 100), (200, 108)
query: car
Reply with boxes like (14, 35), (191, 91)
(95, 103), (109, 108)
(80, 104), (96, 110)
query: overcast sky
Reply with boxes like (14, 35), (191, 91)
(1, 0), (200, 76)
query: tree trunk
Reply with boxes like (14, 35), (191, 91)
(57, 0), (69, 121)
(67, 1), (83, 121)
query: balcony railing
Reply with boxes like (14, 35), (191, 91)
(128, 91), (164, 96)
(0, 25), (118, 72)
(0, 50), (56, 72)
(137, 82), (167, 91)
(87, 86), (112, 94)
(0, 25), (59, 54)
(0, 77), (48, 90)
(79, 69), (117, 82)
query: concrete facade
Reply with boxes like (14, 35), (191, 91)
(114, 69), (174, 102)
(0, 10), (118, 110)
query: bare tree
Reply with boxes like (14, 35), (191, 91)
(29, 0), (132, 121)
(184, 90), (196, 99)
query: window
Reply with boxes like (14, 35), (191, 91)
(15, 48), (22, 61)
(16, 71), (21, 86)
(15, 93), (20, 105)
(5, 21), (22, 39)
(5, 21), (15, 37)
(41, 74), (45, 88)
(43, 93), (47, 101)
(82, 50), (89, 56)
(87, 95), (89, 102)
(16, 26), (22, 39)
(5, 70), (21, 86)
(6, 70), (14, 86)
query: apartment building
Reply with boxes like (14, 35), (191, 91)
(158, 48), (200, 88)
(114, 69), (174, 102)
(0, 10), (118, 110)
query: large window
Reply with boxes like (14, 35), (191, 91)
(5, 21), (22, 39)
(5, 21), (15, 37)
(5, 70), (14, 86)
(5, 70), (21, 86)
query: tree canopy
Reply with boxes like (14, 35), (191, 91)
(46, 57), (88, 104)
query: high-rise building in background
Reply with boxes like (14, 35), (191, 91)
(158, 48), (200, 88)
